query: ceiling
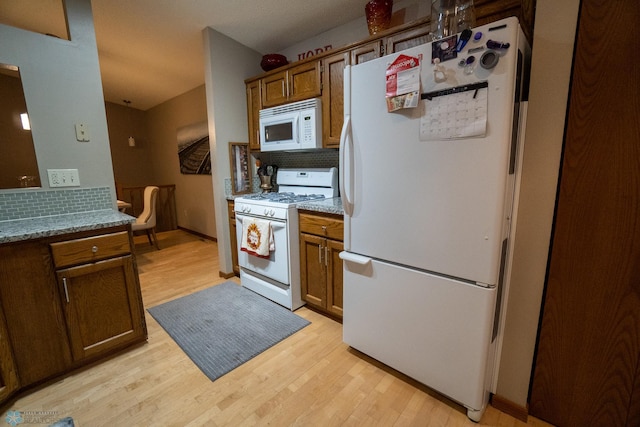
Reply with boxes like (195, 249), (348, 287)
(0, 0), (367, 110)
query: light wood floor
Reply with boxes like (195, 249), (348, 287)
(11, 230), (552, 426)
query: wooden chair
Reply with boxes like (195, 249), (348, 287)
(132, 186), (160, 249)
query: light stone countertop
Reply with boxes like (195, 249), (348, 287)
(227, 194), (344, 216)
(295, 197), (343, 216)
(0, 210), (135, 244)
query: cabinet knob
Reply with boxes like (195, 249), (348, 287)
(321, 225), (327, 234)
(92, 245), (98, 253)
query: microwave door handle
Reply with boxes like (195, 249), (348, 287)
(293, 115), (300, 146)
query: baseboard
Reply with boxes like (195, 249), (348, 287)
(490, 394), (529, 423)
(219, 271), (236, 279)
(178, 226), (216, 241)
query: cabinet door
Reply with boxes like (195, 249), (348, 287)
(300, 233), (327, 309)
(322, 52), (349, 148)
(0, 308), (19, 402)
(351, 40), (382, 65)
(261, 72), (288, 107)
(246, 80), (261, 150)
(385, 25), (430, 54)
(326, 239), (344, 318)
(57, 255), (146, 361)
(0, 242), (72, 386)
(288, 61), (321, 103)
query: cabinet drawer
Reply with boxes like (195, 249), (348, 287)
(299, 213), (343, 241)
(50, 231), (131, 268)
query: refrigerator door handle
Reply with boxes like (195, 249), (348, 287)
(339, 115), (353, 216)
(340, 64), (354, 216)
(339, 251), (371, 266)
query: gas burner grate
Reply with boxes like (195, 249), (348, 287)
(241, 192), (326, 204)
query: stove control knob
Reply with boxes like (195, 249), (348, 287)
(269, 209), (276, 217)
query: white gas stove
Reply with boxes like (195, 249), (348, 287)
(234, 168), (338, 310)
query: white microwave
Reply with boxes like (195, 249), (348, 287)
(259, 98), (322, 152)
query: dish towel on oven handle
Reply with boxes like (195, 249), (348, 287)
(240, 217), (275, 258)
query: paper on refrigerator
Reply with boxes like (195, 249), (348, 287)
(386, 54), (421, 112)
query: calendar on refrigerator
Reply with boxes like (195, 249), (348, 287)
(419, 81), (489, 141)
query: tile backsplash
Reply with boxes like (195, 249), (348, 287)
(255, 149), (340, 192)
(264, 149), (339, 169)
(0, 187), (112, 221)
(226, 149), (340, 196)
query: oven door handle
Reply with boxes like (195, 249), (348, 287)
(235, 214), (286, 229)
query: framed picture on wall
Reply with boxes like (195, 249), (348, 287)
(229, 142), (251, 195)
(177, 121), (211, 175)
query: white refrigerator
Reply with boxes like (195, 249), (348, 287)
(339, 17), (529, 421)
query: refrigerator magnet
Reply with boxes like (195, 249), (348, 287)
(431, 35), (458, 64)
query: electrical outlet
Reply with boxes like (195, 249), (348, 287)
(47, 170), (61, 186)
(47, 169), (80, 187)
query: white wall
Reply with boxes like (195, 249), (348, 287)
(278, 0), (430, 63)
(0, 0), (115, 199)
(203, 28), (262, 274)
(145, 85), (216, 237)
(495, 0), (581, 406)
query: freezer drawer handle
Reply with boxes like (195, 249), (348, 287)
(339, 251), (371, 266)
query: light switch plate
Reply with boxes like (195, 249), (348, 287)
(47, 169), (80, 187)
(75, 123), (90, 142)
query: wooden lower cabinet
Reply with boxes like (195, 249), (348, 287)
(55, 255), (145, 361)
(228, 200), (239, 276)
(0, 308), (19, 402)
(299, 212), (344, 319)
(0, 225), (147, 405)
(0, 241), (73, 387)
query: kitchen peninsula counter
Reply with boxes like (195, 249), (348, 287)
(0, 208), (146, 405)
(0, 209), (134, 244)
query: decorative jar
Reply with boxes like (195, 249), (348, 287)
(365, 0), (393, 35)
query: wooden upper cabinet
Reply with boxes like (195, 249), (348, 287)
(288, 61), (321, 103)
(261, 61), (321, 108)
(246, 80), (261, 150)
(248, 0), (536, 147)
(475, 0), (535, 42)
(351, 40), (382, 65)
(261, 72), (288, 107)
(385, 25), (431, 54)
(322, 51), (349, 148)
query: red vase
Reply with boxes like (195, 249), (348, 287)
(365, 0), (393, 35)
